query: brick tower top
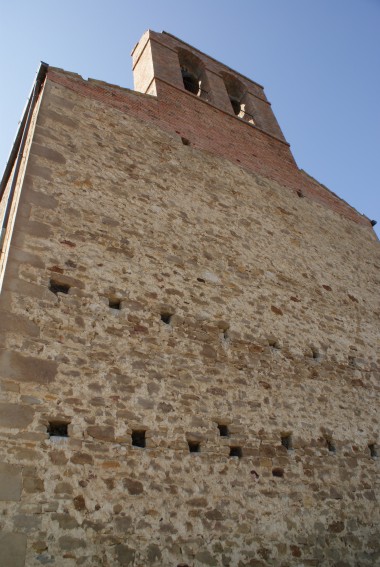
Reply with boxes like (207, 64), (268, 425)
(132, 30), (286, 143)
(130, 31), (372, 228)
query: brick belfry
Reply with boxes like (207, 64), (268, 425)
(0, 30), (379, 567)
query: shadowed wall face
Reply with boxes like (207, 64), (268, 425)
(0, 32), (379, 567)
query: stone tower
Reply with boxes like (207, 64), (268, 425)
(0, 30), (379, 567)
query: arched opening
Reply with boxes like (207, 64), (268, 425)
(221, 72), (256, 125)
(178, 49), (210, 101)
(230, 97), (242, 116)
(181, 68), (199, 95)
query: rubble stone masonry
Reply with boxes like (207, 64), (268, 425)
(0, 31), (379, 567)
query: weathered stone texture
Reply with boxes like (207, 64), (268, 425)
(0, 350), (57, 384)
(0, 402), (34, 429)
(0, 532), (27, 567)
(0, 462), (22, 500)
(0, 37), (378, 567)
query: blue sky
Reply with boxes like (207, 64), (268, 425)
(1, 0), (379, 236)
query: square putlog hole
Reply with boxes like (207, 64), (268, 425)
(160, 313), (172, 325)
(229, 446), (242, 458)
(268, 339), (280, 350)
(272, 467), (284, 478)
(281, 434), (293, 451)
(47, 421), (69, 437)
(109, 298), (121, 310)
(311, 349), (321, 360)
(369, 444), (378, 458)
(49, 279), (70, 295)
(132, 430), (146, 448)
(188, 441), (200, 453)
(326, 439), (336, 453)
(222, 329), (229, 341)
(217, 424), (229, 437)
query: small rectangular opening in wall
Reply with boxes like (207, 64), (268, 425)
(181, 137), (190, 146)
(272, 467), (284, 478)
(132, 430), (146, 448)
(222, 329), (229, 341)
(161, 313), (172, 325)
(109, 298), (121, 310)
(188, 441), (200, 453)
(47, 421), (69, 437)
(281, 434), (293, 450)
(368, 443), (378, 458)
(268, 339), (280, 350)
(229, 446), (242, 458)
(217, 424), (229, 437)
(49, 279), (70, 295)
(326, 439), (336, 453)
(312, 349), (320, 360)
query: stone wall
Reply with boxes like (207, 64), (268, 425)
(0, 68), (379, 566)
(46, 65), (373, 229)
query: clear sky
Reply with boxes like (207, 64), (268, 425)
(1, 0), (379, 236)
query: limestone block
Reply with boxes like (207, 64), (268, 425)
(2, 278), (53, 301)
(0, 350), (57, 385)
(0, 311), (40, 338)
(115, 544), (135, 566)
(87, 425), (115, 442)
(0, 532), (27, 567)
(0, 403), (34, 429)
(30, 143), (66, 164)
(0, 462), (22, 500)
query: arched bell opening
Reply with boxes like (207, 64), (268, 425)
(178, 48), (210, 101)
(181, 68), (200, 95)
(222, 71), (257, 125)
